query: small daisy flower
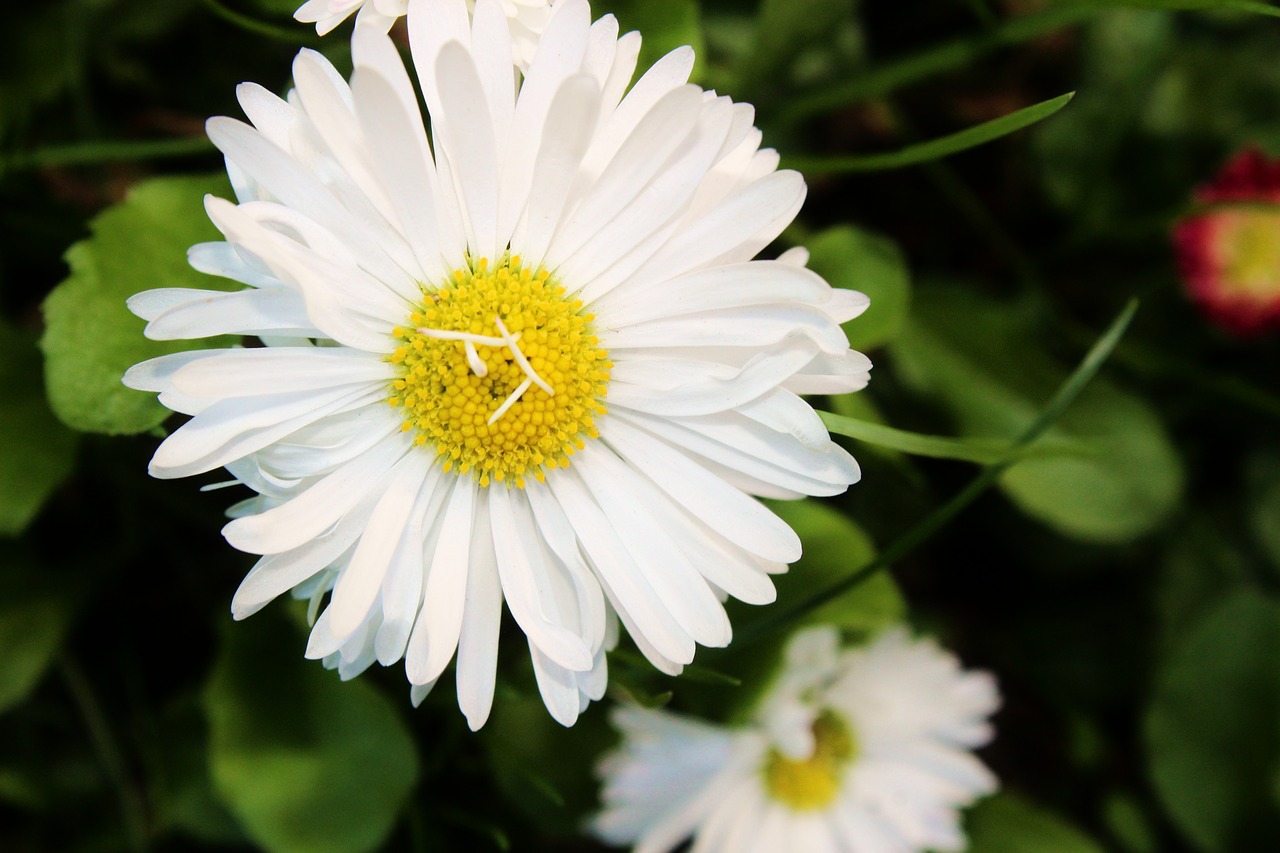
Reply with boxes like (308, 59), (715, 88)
(594, 626), (999, 852)
(295, 0), (552, 67)
(1173, 146), (1280, 337)
(124, 0), (868, 729)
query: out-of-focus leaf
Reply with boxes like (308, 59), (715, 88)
(0, 552), (73, 714)
(785, 93), (1074, 174)
(596, 0), (703, 78)
(1103, 792), (1159, 853)
(1156, 520), (1250, 654)
(40, 174), (235, 435)
(1248, 454), (1280, 572)
(0, 327), (77, 537)
(1034, 11), (1173, 224)
(203, 613), (418, 853)
(967, 792), (1107, 853)
(742, 0), (855, 92)
(892, 288), (1182, 542)
(806, 224), (911, 351)
(482, 688), (616, 836)
(767, 499), (902, 634)
(151, 698), (245, 846)
(1146, 590), (1280, 851)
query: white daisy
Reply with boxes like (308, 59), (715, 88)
(124, 0), (869, 730)
(594, 626), (1000, 852)
(295, 0), (552, 67)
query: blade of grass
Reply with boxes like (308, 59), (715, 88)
(2, 137), (216, 172)
(784, 93), (1073, 174)
(1050, 0), (1280, 17)
(736, 300), (1139, 644)
(198, 0), (318, 43)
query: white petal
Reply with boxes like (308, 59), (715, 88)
(221, 432), (411, 554)
(406, 476), (476, 684)
(599, 415), (799, 563)
(455, 494), (503, 730)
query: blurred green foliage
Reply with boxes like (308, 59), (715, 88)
(3, 0), (1280, 851)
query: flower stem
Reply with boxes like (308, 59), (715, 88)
(59, 656), (151, 852)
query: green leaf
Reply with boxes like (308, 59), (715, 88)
(805, 225), (911, 351)
(0, 551), (73, 714)
(1146, 590), (1280, 850)
(741, 0), (855, 93)
(482, 688), (617, 836)
(892, 288), (1182, 542)
(203, 613), (418, 853)
(784, 93), (1075, 174)
(595, 0), (703, 79)
(966, 792), (1107, 853)
(766, 499), (903, 634)
(40, 173), (236, 435)
(0, 327), (77, 537)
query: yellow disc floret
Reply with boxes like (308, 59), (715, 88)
(388, 255), (611, 488)
(763, 710), (858, 811)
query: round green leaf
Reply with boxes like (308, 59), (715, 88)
(766, 498), (903, 634)
(0, 550), (73, 714)
(40, 173), (237, 435)
(806, 225), (911, 352)
(203, 614), (419, 853)
(0, 327), (77, 537)
(966, 792), (1107, 853)
(1145, 590), (1280, 851)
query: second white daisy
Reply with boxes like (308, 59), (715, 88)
(594, 626), (1000, 852)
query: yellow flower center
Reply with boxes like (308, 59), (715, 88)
(1222, 211), (1280, 299)
(388, 256), (611, 488)
(762, 710), (858, 811)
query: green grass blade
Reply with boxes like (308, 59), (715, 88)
(784, 93), (1074, 174)
(817, 411), (1087, 464)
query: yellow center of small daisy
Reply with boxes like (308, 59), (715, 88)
(763, 710), (858, 811)
(1222, 212), (1280, 298)
(388, 256), (610, 488)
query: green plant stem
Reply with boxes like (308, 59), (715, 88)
(3, 137), (216, 172)
(59, 656), (150, 852)
(737, 300), (1139, 644)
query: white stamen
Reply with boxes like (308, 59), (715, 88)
(199, 480), (241, 492)
(494, 316), (554, 396)
(465, 340), (488, 377)
(488, 377), (533, 425)
(416, 327), (519, 348)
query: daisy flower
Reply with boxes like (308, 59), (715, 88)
(295, 0), (553, 67)
(1173, 146), (1280, 337)
(594, 626), (1000, 852)
(124, 0), (869, 729)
